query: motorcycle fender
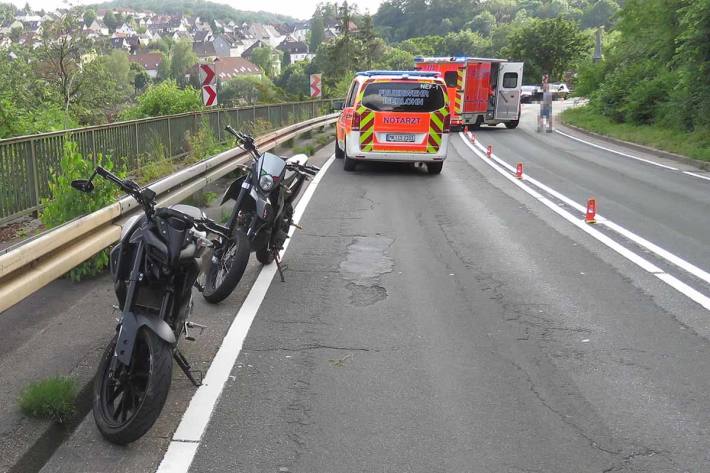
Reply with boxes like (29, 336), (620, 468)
(115, 311), (176, 365)
(221, 176), (247, 205)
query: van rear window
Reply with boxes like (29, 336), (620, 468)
(361, 82), (445, 113)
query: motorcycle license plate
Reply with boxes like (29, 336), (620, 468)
(385, 134), (415, 143)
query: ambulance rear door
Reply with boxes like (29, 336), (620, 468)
(494, 62), (524, 120)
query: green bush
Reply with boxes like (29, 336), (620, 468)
(186, 122), (226, 162)
(41, 140), (124, 281)
(138, 143), (175, 184)
(120, 80), (202, 120)
(18, 376), (77, 424)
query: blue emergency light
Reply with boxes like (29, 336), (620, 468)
(356, 70), (440, 78)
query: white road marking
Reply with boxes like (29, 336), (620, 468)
(156, 154), (336, 473)
(683, 171), (710, 182)
(467, 137), (710, 287)
(554, 129), (679, 171)
(458, 134), (710, 312)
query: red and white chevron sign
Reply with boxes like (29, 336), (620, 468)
(310, 74), (322, 98)
(202, 84), (217, 107)
(199, 63), (216, 86)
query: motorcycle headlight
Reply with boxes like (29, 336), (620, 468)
(259, 174), (274, 192)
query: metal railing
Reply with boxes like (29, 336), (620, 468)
(0, 99), (337, 224)
(0, 113), (339, 314)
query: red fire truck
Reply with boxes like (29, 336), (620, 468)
(414, 56), (524, 130)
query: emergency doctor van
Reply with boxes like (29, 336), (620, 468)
(335, 71), (450, 174)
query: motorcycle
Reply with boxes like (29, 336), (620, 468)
(201, 126), (320, 303)
(71, 167), (234, 444)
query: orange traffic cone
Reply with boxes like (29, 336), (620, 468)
(585, 198), (597, 224)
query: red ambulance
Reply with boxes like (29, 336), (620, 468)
(414, 56), (524, 130)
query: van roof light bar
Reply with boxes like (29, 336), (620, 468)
(356, 70), (440, 78)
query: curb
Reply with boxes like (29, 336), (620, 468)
(558, 122), (709, 171)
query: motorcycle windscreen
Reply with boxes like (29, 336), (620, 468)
(258, 152), (286, 181)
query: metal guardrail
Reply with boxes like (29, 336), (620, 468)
(0, 113), (339, 314)
(0, 99), (337, 224)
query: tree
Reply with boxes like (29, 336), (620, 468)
(169, 39), (197, 86)
(470, 11), (496, 36)
(103, 11), (118, 33)
(0, 2), (16, 23)
(130, 63), (151, 92)
(9, 23), (22, 42)
(310, 15), (325, 52)
(220, 76), (285, 105)
(36, 13), (93, 120)
(83, 9), (96, 27)
(504, 18), (591, 81)
(251, 46), (275, 77)
(581, 0), (620, 29)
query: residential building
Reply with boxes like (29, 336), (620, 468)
(128, 52), (163, 78)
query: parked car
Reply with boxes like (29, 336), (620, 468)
(549, 83), (570, 100)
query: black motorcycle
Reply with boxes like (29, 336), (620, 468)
(71, 167), (234, 444)
(202, 126), (320, 302)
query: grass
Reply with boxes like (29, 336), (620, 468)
(18, 376), (77, 424)
(560, 106), (710, 162)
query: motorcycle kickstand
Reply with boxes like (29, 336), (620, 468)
(174, 349), (202, 387)
(274, 250), (287, 282)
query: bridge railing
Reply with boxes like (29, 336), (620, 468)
(0, 99), (336, 224)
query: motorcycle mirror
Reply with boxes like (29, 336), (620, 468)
(71, 179), (94, 193)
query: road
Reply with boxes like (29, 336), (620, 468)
(29, 105), (710, 473)
(146, 106), (710, 473)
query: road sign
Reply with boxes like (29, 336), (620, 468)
(310, 74), (322, 98)
(202, 85), (217, 107)
(199, 63), (216, 86)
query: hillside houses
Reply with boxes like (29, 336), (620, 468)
(0, 6), (331, 84)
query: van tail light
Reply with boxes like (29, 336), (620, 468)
(443, 114), (451, 133)
(351, 111), (361, 131)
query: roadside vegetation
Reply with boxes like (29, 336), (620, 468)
(18, 376), (78, 424)
(565, 0), (710, 161)
(562, 106), (710, 163)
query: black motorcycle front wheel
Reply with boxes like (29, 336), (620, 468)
(93, 328), (172, 445)
(202, 229), (250, 303)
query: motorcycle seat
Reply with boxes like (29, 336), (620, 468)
(286, 154), (308, 166)
(169, 204), (204, 220)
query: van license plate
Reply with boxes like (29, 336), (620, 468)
(386, 134), (415, 143)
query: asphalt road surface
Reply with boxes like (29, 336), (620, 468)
(174, 117), (710, 473)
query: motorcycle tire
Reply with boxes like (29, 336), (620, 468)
(93, 329), (172, 445)
(202, 229), (250, 304)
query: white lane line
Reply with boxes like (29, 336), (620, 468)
(683, 171), (710, 182)
(458, 135), (710, 312)
(466, 137), (710, 287)
(554, 129), (679, 171)
(156, 154), (336, 473)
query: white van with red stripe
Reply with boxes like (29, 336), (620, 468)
(335, 71), (451, 174)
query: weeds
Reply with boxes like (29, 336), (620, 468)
(18, 376), (77, 424)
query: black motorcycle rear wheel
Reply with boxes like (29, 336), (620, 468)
(202, 229), (250, 303)
(93, 328), (172, 445)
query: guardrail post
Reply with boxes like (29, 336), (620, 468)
(30, 138), (40, 217)
(167, 117), (172, 157)
(134, 122), (139, 165)
(91, 129), (97, 165)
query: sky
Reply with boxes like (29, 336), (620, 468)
(10, 0), (386, 20)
